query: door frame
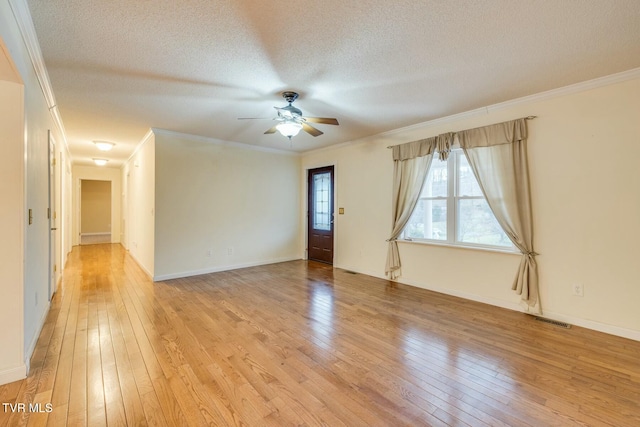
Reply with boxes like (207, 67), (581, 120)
(48, 130), (58, 300)
(304, 163), (338, 263)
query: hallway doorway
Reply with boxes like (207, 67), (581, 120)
(80, 179), (112, 245)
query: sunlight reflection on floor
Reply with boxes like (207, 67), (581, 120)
(308, 281), (335, 350)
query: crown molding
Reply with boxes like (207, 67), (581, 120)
(151, 128), (301, 157)
(390, 68), (640, 137)
(303, 67), (640, 156)
(8, 0), (69, 150)
(124, 128), (156, 166)
(485, 67), (640, 113)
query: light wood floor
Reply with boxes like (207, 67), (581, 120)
(1, 244), (639, 426)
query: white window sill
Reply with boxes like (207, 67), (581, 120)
(397, 238), (521, 256)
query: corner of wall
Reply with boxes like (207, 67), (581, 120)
(0, 364), (27, 386)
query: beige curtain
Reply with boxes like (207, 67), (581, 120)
(457, 119), (539, 312)
(385, 133), (454, 279)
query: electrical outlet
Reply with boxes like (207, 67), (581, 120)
(227, 247), (233, 256)
(572, 283), (584, 297)
(206, 249), (213, 257)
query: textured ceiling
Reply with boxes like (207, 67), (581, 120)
(26, 0), (640, 166)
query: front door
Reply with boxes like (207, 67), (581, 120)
(307, 166), (334, 264)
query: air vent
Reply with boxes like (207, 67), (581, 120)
(535, 317), (571, 328)
(344, 270), (358, 275)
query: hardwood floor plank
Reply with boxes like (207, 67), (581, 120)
(103, 272), (147, 426)
(150, 376), (189, 427)
(66, 276), (88, 426)
(1, 244), (639, 426)
(46, 279), (79, 427)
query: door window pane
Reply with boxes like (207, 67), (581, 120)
(313, 172), (331, 231)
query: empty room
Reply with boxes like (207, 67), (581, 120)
(1, 1), (639, 426)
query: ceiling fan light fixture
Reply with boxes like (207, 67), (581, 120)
(94, 140), (115, 151)
(276, 121), (303, 138)
(239, 91), (338, 139)
(93, 158), (109, 166)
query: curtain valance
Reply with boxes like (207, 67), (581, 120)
(392, 138), (435, 161)
(392, 132), (455, 161)
(457, 119), (527, 148)
(391, 119), (527, 156)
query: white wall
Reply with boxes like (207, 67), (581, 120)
(121, 131), (155, 277)
(302, 74), (640, 340)
(72, 166), (122, 244)
(153, 130), (301, 280)
(0, 78), (25, 384)
(1, 0), (69, 382)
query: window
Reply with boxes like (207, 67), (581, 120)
(403, 150), (514, 250)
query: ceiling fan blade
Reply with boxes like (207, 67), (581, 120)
(303, 117), (339, 125)
(264, 126), (278, 134)
(301, 122), (323, 137)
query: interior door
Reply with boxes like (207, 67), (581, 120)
(307, 166), (334, 264)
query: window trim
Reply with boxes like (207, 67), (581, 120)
(398, 237), (520, 255)
(402, 149), (518, 253)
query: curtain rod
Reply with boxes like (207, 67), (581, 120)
(386, 116), (537, 149)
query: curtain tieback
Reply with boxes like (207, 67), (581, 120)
(386, 238), (397, 242)
(524, 251), (538, 257)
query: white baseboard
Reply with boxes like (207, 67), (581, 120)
(127, 251), (153, 280)
(332, 261), (526, 313)
(540, 310), (640, 342)
(394, 276), (524, 313)
(401, 276), (639, 341)
(80, 232), (111, 236)
(0, 365), (27, 386)
(24, 301), (51, 374)
(153, 257), (302, 281)
(335, 264), (639, 342)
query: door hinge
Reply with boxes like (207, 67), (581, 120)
(54, 264), (57, 273)
(52, 158), (56, 166)
(47, 208), (50, 219)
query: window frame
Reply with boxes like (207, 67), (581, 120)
(402, 149), (517, 252)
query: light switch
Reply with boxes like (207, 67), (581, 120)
(339, 207), (345, 214)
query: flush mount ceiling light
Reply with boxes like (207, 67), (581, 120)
(93, 158), (109, 166)
(275, 121), (303, 139)
(94, 140), (115, 151)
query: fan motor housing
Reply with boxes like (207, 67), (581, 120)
(282, 91), (299, 104)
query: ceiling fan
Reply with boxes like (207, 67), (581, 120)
(238, 91), (339, 139)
